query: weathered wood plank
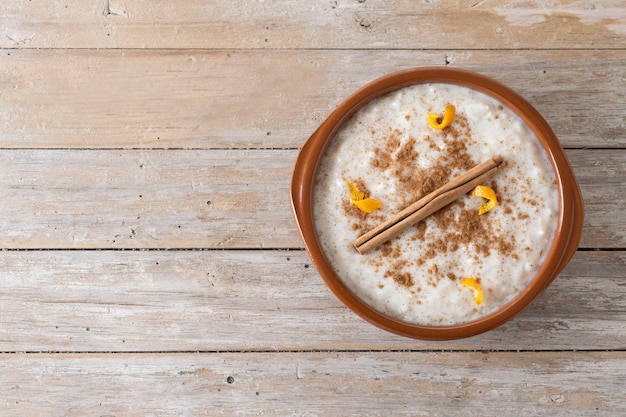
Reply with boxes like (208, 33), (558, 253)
(0, 149), (621, 249)
(0, 149), (294, 249)
(0, 49), (624, 149)
(1, 250), (623, 352)
(572, 149), (626, 249)
(1, 351), (624, 416)
(1, 0), (625, 49)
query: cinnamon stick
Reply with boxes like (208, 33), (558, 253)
(352, 155), (504, 254)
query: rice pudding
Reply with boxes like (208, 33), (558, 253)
(313, 83), (559, 326)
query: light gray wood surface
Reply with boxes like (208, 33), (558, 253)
(0, 1), (624, 415)
(1, 0), (625, 49)
(3, 352), (624, 416)
(0, 49), (624, 149)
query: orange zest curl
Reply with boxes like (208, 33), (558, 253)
(347, 181), (382, 214)
(347, 181), (364, 202)
(470, 185), (498, 215)
(428, 104), (456, 129)
(354, 198), (383, 213)
(460, 277), (483, 305)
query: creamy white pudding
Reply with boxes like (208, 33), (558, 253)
(313, 83), (559, 325)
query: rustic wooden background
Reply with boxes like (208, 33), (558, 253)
(1, 1), (624, 415)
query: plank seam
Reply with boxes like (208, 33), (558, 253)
(0, 349), (624, 355)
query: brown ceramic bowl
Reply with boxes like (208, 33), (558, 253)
(291, 67), (583, 340)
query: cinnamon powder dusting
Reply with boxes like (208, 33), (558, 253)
(341, 109), (518, 297)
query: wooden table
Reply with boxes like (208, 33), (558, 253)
(1, 1), (624, 415)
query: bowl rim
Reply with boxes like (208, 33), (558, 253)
(291, 66), (584, 340)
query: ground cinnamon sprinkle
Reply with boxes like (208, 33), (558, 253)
(396, 136), (420, 164)
(385, 270), (414, 287)
(387, 132), (402, 151)
(372, 147), (391, 170)
(348, 107), (518, 295)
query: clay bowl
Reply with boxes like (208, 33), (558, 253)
(291, 67), (583, 340)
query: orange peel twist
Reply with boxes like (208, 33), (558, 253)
(460, 277), (483, 305)
(470, 185), (498, 215)
(347, 181), (382, 214)
(428, 104), (456, 129)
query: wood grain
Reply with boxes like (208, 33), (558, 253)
(1, 0), (625, 49)
(0, 149), (621, 249)
(1, 250), (623, 352)
(1, 0), (624, 414)
(1, 351), (624, 416)
(0, 49), (624, 149)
